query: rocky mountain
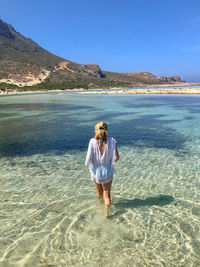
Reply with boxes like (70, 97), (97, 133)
(101, 71), (183, 86)
(0, 18), (184, 89)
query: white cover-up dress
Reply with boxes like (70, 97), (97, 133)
(85, 137), (117, 184)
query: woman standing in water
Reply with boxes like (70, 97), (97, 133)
(85, 121), (119, 211)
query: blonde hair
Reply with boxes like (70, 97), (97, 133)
(94, 121), (108, 140)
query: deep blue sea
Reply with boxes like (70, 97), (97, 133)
(0, 92), (200, 266)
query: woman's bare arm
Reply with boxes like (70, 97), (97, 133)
(115, 146), (119, 162)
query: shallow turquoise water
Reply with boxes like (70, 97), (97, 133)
(0, 93), (200, 266)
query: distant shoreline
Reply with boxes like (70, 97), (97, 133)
(76, 87), (200, 95)
(0, 89), (73, 96)
(1, 82), (200, 96)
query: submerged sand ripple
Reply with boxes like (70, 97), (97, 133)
(0, 148), (200, 266)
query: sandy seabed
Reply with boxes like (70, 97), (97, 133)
(1, 92), (200, 266)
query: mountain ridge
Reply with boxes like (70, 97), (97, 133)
(0, 18), (184, 90)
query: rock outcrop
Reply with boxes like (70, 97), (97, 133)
(159, 76), (182, 82)
(0, 19), (15, 39)
(81, 64), (104, 78)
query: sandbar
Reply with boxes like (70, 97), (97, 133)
(75, 87), (200, 95)
(1, 86), (200, 96)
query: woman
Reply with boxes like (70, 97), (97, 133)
(85, 121), (119, 209)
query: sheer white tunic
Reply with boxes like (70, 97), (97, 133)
(85, 137), (117, 184)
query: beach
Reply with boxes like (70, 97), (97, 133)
(1, 84), (200, 96)
(76, 87), (200, 95)
(1, 1), (200, 265)
(0, 89), (73, 96)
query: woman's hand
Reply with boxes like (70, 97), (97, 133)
(115, 147), (119, 162)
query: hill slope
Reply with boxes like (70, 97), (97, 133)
(0, 18), (184, 90)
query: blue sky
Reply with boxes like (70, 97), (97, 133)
(1, 0), (200, 82)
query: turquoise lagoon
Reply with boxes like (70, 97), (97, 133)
(0, 93), (200, 266)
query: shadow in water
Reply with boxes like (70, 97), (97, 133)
(0, 97), (189, 156)
(109, 194), (175, 218)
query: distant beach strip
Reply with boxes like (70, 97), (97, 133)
(76, 87), (200, 95)
(1, 87), (200, 96)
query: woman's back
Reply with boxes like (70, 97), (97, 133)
(91, 137), (116, 163)
(85, 137), (117, 183)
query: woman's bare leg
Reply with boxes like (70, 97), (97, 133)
(94, 181), (103, 199)
(102, 180), (112, 207)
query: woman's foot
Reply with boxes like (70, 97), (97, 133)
(98, 195), (104, 204)
(104, 203), (110, 218)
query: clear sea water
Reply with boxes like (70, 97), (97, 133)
(0, 92), (200, 266)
